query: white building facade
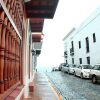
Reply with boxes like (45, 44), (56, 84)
(63, 7), (100, 66)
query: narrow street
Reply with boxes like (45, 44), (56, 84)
(46, 71), (100, 100)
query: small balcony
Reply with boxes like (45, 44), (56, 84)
(36, 50), (41, 55)
(70, 48), (74, 56)
(31, 50), (41, 56)
(64, 51), (68, 58)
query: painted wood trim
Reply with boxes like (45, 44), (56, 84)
(0, 0), (22, 39)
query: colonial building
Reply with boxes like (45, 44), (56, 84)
(0, 0), (59, 99)
(63, 6), (100, 66)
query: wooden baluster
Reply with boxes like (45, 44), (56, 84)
(13, 32), (16, 84)
(8, 0), (11, 4)
(6, 22), (10, 89)
(4, 18), (8, 91)
(19, 39), (21, 81)
(0, 17), (7, 93)
(7, 2), (10, 12)
(16, 10), (18, 30)
(0, 11), (5, 93)
(8, 31), (11, 87)
(18, 37), (20, 82)
(16, 40), (18, 82)
(11, 28), (15, 85)
(11, 0), (15, 9)
(0, 11), (4, 48)
(8, 26), (13, 87)
(10, 27), (13, 86)
(12, 38), (14, 85)
(3, 0), (8, 5)
(5, 33), (9, 90)
(13, 38), (15, 85)
(16, 37), (19, 82)
(14, 39), (17, 83)
(9, 9), (12, 19)
(12, 30), (15, 85)
(14, 32), (17, 83)
(17, 44), (19, 81)
(13, 33), (16, 84)
(11, 0), (15, 22)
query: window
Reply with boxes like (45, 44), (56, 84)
(71, 41), (73, 48)
(66, 60), (67, 64)
(72, 58), (74, 64)
(85, 37), (89, 53)
(87, 56), (90, 64)
(71, 41), (74, 50)
(79, 58), (82, 64)
(93, 33), (96, 42)
(71, 41), (74, 53)
(79, 41), (81, 49)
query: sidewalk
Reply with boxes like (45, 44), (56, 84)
(21, 72), (61, 100)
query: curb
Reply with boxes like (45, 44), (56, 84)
(46, 75), (62, 100)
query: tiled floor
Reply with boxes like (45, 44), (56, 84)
(5, 85), (24, 100)
(21, 73), (60, 100)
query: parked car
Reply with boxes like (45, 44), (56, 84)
(68, 64), (77, 74)
(89, 64), (100, 84)
(74, 64), (92, 78)
(59, 63), (65, 71)
(52, 67), (59, 71)
(61, 64), (69, 73)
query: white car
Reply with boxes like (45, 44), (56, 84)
(52, 67), (59, 71)
(74, 64), (92, 78)
(61, 64), (69, 73)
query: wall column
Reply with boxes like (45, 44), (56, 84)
(0, 10), (5, 93)
(0, 17), (7, 93)
(4, 20), (9, 91)
(6, 22), (10, 89)
(8, 29), (11, 88)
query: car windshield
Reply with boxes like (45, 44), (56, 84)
(82, 65), (91, 69)
(93, 65), (100, 70)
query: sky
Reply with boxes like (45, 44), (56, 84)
(37, 0), (100, 71)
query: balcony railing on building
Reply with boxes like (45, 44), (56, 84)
(70, 48), (74, 56)
(31, 49), (41, 56)
(64, 51), (68, 58)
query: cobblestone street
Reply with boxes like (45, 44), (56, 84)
(46, 71), (100, 100)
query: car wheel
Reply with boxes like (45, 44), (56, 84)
(80, 73), (83, 79)
(74, 71), (76, 76)
(92, 76), (97, 84)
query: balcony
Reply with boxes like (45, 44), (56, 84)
(64, 51), (68, 58)
(36, 50), (41, 55)
(70, 48), (74, 56)
(31, 49), (41, 56)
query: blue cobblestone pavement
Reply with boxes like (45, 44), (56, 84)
(46, 71), (100, 100)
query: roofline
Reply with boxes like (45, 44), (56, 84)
(63, 27), (76, 41)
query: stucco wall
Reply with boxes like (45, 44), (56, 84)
(63, 6), (100, 66)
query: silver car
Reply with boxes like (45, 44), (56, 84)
(68, 64), (77, 74)
(61, 64), (69, 73)
(89, 64), (100, 84)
